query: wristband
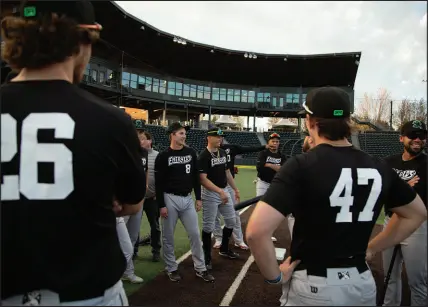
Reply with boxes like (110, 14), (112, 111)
(265, 273), (283, 284)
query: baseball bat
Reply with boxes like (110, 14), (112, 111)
(377, 245), (400, 306)
(234, 195), (262, 211)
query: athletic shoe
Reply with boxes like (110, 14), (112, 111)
(122, 274), (144, 284)
(219, 250), (239, 259)
(213, 240), (222, 249)
(152, 253), (160, 262)
(196, 270), (215, 282)
(271, 237), (277, 242)
(206, 262), (212, 270)
(234, 242), (249, 250)
(167, 270), (182, 282)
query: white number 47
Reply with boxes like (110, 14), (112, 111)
(329, 168), (382, 223)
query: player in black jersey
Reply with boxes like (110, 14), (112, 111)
(256, 132), (287, 196)
(1, 1), (146, 305)
(381, 120), (427, 306)
(199, 127), (241, 269)
(246, 87), (427, 306)
(212, 140), (267, 250)
(155, 122), (215, 282)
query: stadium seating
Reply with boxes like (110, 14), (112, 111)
(145, 125), (169, 152)
(224, 131), (263, 159)
(186, 129), (207, 154)
(358, 131), (402, 158)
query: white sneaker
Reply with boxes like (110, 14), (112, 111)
(213, 241), (222, 249)
(122, 274), (144, 284)
(271, 237), (277, 242)
(234, 242), (249, 250)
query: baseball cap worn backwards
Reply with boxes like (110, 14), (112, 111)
(20, 0), (102, 31)
(298, 87), (351, 119)
(268, 132), (280, 140)
(166, 122), (190, 134)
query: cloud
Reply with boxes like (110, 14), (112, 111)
(115, 1), (427, 129)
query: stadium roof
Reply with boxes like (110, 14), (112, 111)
(92, 1), (362, 88)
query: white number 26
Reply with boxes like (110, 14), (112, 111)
(1, 113), (75, 201)
(329, 168), (382, 223)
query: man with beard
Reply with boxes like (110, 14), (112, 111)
(1, 1), (146, 305)
(382, 120), (427, 306)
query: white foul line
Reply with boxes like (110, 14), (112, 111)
(177, 204), (254, 264)
(219, 255), (255, 306)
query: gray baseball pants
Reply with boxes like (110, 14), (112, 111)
(116, 217), (135, 278)
(124, 204), (144, 249)
(382, 216), (427, 306)
(280, 267), (376, 306)
(213, 186), (244, 245)
(161, 193), (206, 273)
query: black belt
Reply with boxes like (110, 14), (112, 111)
(294, 258), (368, 278)
(170, 191), (191, 197)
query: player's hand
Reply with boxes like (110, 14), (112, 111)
(112, 199), (123, 216)
(408, 176), (420, 187)
(234, 189), (240, 204)
(195, 200), (202, 212)
(160, 207), (168, 219)
(365, 248), (375, 262)
(279, 257), (301, 283)
(219, 190), (228, 204)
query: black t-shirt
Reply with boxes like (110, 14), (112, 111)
(1, 80), (146, 301)
(221, 144), (265, 177)
(384, 153), (427, 216)
(154, 146), (201, 208)
(198, 148), (229, 189)
(261, 144), (417, 265)
(256, 149), (286, 183)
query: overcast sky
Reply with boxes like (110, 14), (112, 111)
(116, 1), (427, 130)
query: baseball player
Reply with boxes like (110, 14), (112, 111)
(199, 127), (241, 269)
(1, 1), (146, 305)
(124, 119), (149, 262)
(381, 120), (427, 306)
(135, 131), (162, 262)
(246, 87), (427, 306)
(154, 122), (215, 282)
(213, 140), (267, 250)
(287, 133), (316, 240)
(256, 132), (286, 242)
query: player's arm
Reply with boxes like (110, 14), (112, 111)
(265, 164), (281, 172)
(246, 157), (301, 282)
(113, 117), (146, 215)
(192, 150), (202, 201)
(367, 168), (427, 255)
(154, 153), (168, 209)
(256, 150), (266, 173)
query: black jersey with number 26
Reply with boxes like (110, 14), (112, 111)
(261, 144), (417, 265)
(198, 148), (230, 189)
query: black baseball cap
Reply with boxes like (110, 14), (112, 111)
(133, 119), (146, 131)
(268, 132), (280, 140)
(166, 122), (190, 134)
(298, 87), (351, 119)
(400, 120), (427, 140)
(20, 0), (102, 31)
(207, 127), (225, 136)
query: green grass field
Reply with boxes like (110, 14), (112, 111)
(124, 166), (385, 295)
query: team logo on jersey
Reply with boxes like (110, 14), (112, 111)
(211, 156), (227, 167)
(22, 291), (41, 306)
(141, 158), (147, 166)
(266, 156), (282, 164)
(168, 155), (192, 166)
(393, 168), (417, 181)
(337, 271), (350, 280)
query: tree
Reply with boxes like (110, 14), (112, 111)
(230, 116), (244, 129)
(394, 98), (427, 130)
(267, 117), (281, 129)
(355, 88), (392, 127)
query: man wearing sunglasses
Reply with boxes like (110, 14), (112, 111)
(245, 87), (426, 306)
(381, 120), (427, 306)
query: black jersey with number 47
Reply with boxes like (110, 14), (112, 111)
(1, 80), (146, 301)
(261, 144), (417, 265)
